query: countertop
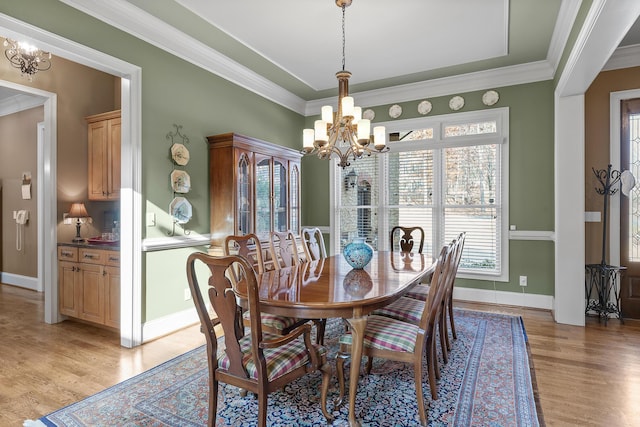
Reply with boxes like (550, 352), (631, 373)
(58, 241), (120, 250)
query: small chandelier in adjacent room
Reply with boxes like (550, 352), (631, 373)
(3, 37), (52, 80)
(302, 0), (387, 168)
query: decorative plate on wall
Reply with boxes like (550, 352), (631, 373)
(388, 104), (402, 119)
(449, 96), (465, 111)
(169, 197), (192, 224)
(362, 109), (375, 121)
(418, 100), (432, 115)
(482, 90), (500, 106)
(171, 170), (191, 193)
(171, 143), (190, 166)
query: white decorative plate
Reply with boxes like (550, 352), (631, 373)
(362, 109), (375, 121)
(171, 143), (190, 166)
(482, 90), (500, 106)
(418, 100), (432, 115)
(171, 170), (191, 193)
(449, 96), (465, 111)
(169, 197), (192, 224)
(388, 104), (402, 119)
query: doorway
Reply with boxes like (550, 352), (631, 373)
(620, 98), (640, 318)
(0, 15), (143, 347)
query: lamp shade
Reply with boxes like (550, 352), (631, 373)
(68, 202), (89, 218)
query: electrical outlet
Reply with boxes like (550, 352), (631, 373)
(519, 276), (527, 287)
(184, 288), (191, 301)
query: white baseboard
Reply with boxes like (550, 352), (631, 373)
(453, 286), (554, 310)
(141, 307), (200, 343)
(0, 272), (41, 292)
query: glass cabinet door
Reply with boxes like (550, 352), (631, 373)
(273, 158), (288, 233)
(255, 157), (272, 238)
(290, 163), (300, 233)
(236, 152), (252, 235)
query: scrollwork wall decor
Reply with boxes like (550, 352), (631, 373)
(167, 124), (192, 236)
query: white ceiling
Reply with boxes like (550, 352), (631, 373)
(176, 0), (508, 91)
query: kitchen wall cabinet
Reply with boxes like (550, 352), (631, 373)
(86, 110), (121, 200)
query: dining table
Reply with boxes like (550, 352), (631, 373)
(245, 250), (434, 427)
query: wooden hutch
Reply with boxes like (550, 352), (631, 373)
(207, 133), (302, 253)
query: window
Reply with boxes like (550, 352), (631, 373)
(332, 108), (509, 280)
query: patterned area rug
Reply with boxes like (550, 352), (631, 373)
(26, 309), (542, 426)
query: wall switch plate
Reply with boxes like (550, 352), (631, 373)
(184, 288), (192, 301)
(519, 276), (527, 286)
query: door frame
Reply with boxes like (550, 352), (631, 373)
(608, 89), (640, 269)
(0, 14), (143, 347)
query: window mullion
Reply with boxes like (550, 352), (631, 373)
(432, 148), (445, 254)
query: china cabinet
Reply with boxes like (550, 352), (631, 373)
(207, 133), (301, 251)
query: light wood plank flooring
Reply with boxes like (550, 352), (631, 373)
(2, 283), (639, 426)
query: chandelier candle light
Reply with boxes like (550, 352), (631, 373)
(3, 38), (52, 80)
(302, 0), (388, 168)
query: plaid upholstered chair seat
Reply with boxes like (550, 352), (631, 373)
(219, 331), (327, 381)
(372, 296), (425, 325)
(405, 283), (430, 301)
(242, 311), (306, 333)
(338, 315), (420, 353)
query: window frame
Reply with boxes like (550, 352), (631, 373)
(330, 107), (510, 281)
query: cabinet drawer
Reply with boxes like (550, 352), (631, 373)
(104, 250), (120, 267)
(58, 246), (78, 262)
(79, 248), (107, 265)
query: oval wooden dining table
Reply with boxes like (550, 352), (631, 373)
(241, 250), (434, 427)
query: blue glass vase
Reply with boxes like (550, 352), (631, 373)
(343, 237), (373, 269)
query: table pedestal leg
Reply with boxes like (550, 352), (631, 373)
(346, 316), (366, 427)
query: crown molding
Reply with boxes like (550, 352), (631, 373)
(0, 93), (45, 117)
(305, 60), (555, 115)
(58, 0), (307, 114)
(602, 43), (640, 71)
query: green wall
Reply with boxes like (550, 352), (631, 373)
(302, 80), (556, 295)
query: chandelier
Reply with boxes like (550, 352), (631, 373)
(302, 0), (387, 168)
(3, 38), (52, 80)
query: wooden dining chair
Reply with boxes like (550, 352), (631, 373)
(268, 230), (302, 269)
(301, 227), (327, 261)
(382, 233), (465, 364)
(267, 230), (328, 344)
(335, 245), (452, 425)
(186, 253), (332, 427)
(224, 233), (309, 337)
(390, 225), (425, 254)
(371, 241), (456, 373)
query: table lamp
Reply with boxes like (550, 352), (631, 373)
(68, 202), (89, 243)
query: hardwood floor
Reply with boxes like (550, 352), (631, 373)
(2, 283), (639, 426)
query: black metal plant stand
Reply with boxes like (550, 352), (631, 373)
(585, 164), (624, 323)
